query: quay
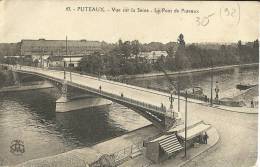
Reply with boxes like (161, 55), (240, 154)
(14, 124), (161, 167)
(0, 82), (53, 93)
(120, 63), (259, 79)
(15, 120), (216, 167)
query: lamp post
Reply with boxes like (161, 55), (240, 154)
(41, 48), (44, 68)
(184, 90), (188, 158)
(178, 71), (180, 113)
(63, 59), (66, 80)
(210, 57), (213, 106)
(168, 88), (175, 119)
(169, 89), (174, 109)
(215, 81), (219, 101)
(63, 36), (68, 80)
(69, 50), (72, 81)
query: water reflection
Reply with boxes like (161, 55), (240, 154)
(55, 106), (126, 147)
(127, 66), (258, 98)
(0, 90), (138, 165)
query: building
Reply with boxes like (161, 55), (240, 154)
(145, 121), (211, 163)
(63, 56), (83, 67)
(47, 55), (83, 68)
(19, 38), (102, 57)
(135, 51), (168, 63)
(48, 56), (64, 67)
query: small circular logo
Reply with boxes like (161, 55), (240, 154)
(10, 140), (25, 155)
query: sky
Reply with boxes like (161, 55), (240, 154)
(0, 0), (259, 44)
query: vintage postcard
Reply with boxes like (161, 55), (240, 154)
(0, 0), (259, 167)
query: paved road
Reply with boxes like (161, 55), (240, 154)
(178, 102), (258, 167)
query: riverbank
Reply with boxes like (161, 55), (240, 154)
(13, 122), (220, 167)
(120, 63), (259, 79)
(15, 124), (161, 167)
(0, 82), (53, 93)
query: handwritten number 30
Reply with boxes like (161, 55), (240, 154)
(196, 17), (210, 27)
(196, 13), (215, 27)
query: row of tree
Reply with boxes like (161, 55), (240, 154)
(77, 34), (259, 76)
(78, 39), (160, 75)
(1, 56), (37, 66)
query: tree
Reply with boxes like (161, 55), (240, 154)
(177, 33), (185, 48)
(121, 41), (131, 59)
(165, 55), (175, 70)
(166, 45), (175, 58)
(79, 52), (102, 75)
(252, 39), (259, 62)
(131, 40), (141, 56)
(186, 44), (202, 68)
(237, 40), (242, 63)
(0, 56), (4, 63)
(4, 57), (17, 65)
(253, 39), (259, 48)
(118, 39), (123, 48)
(106, 46), (124, 76)
(175, 33), (190, 70)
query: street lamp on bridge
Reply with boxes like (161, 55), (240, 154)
(184, 90), (188, 158)
(210, 56), (214, 106)
(63, 36), (68, 80)
(169, 88), (174, 110)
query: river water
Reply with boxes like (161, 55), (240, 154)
(127, 66), (259, 100)
(0, 65), (258, 165)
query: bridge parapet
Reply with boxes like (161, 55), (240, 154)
(69, 81), (167, 115)
(2, 64), (168, 115)
(2, 64), (176, 130)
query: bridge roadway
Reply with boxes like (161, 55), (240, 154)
(7, 64), (196, 129)
(10, 65), (173, 110)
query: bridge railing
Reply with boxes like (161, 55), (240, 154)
(112, 140), (144, 165)
(70, 81), (167, 114)
(5, 64), (167, 114)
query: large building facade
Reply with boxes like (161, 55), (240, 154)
(19, 39), (102, 56)
(0, 39), (103, 58)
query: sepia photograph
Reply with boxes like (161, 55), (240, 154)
(0, 0), (259, 167)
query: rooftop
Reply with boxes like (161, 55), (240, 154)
(21, 39), (102, 48)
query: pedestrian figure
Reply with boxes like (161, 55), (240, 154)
(99, 85), (102, 93)
(251, 100), (254, 108)
(121, 93), (124, 97)
(204, 132), (208, 144)
(216, 94), (219, 100)
(215, 81), (219, 100)
(204, 95), (208, 102)
(199, 135), (204, 144)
